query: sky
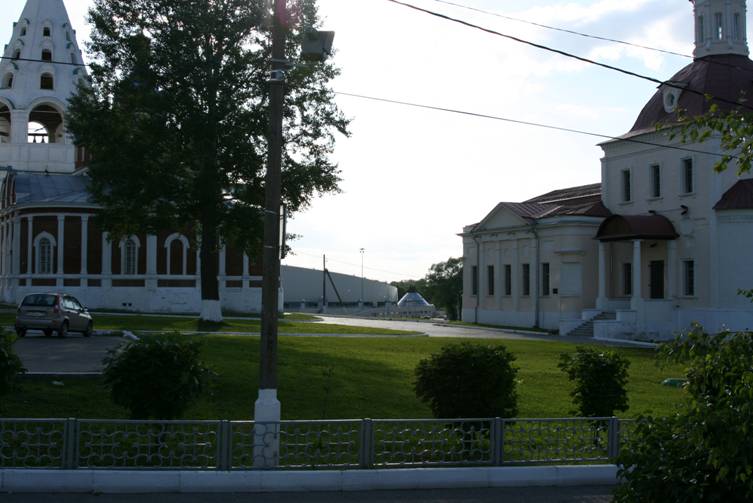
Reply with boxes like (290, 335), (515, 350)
(1, 0), (741, 283)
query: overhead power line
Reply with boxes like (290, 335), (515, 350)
(335, 91), (735, 158)
(0, 55), (86, 68)
(384, 0), (753, 113)
(429, 0), (691, 59)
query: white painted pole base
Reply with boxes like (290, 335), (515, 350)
(199, 299), (223, 322)
(253, 388), (281, 468)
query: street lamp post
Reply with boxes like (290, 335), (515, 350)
(256, 0), (335, 467)
(360, 248), (365, 307)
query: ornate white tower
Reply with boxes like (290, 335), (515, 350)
(0, 0), (86, 173)
(693, 0), (749, 58)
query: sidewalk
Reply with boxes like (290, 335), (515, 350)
(2, 486), (614, 502)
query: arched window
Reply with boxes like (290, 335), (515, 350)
(1, 73), (12, 89)
(164, 233), (190, 275)
(40, 73), (54, 90)
(12, 49), (20, 60)
(28, 104), (63, 144)
(0, 103), (10, 144)
(41, 49), (52, 62)
(122, 237), (139, 275)
(33, 232), (57, 275)
(20, 26), (27, 37)
(43, 26), (51, 37)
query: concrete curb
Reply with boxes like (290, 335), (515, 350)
(431, 323), (553, 337)
(0, 465), (618, 494)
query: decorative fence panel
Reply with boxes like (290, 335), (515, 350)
(0, 417), (632, 471)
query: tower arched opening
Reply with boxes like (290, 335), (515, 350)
(0, 104), (10, 144)
(40, 73), (54, 90)
(1, 73), (13, 89)
(41, 49), (52, 62)
(27, 104), (63, 144)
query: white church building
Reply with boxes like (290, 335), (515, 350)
(462, 0), (753, 340)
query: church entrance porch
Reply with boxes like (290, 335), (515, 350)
(581, 214), (680, 341)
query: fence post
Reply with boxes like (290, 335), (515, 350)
(62, 418), (78, 470)
(360, 419), (374, 469)
(217, 420), (232, 471)
(490, 418), (503, 466)
(607, 417), (620, 460)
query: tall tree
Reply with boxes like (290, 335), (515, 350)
(68, 0), (348, 321)
(423, 257), (463, 320)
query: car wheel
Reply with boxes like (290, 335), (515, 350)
(43, 329), (53, 337)
(15, 328), (26, 338)
(58, 321), (69, 338)
(84, 322), (93, 338)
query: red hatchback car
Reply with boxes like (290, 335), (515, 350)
(15, 293), (94, 338)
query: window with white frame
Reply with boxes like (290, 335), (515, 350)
(164, 233), (190, 275)
(33, 232), (56, 275)
(683, 158), (694, 194)
(683, 260), (696, 297)
(650, 164), (661, 198)
(715, 12), (723, 40)
(123, 238), (138, 275)
(621, 169), (632, 202)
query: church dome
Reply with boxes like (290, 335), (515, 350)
(629, 54), (753, 134)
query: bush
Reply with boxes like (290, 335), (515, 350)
(558, 347), (630, 417)
(103, 335), (211, 419)
(615, 326), (753, 502)
(0, 330), (25, 401)
(414, 343), (518, 418)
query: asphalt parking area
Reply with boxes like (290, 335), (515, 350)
(13, 332), (122, 374)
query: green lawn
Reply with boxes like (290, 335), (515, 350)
(0, 313), (418, 336)
(3, 336), (687, 420)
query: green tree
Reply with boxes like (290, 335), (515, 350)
(103, 335), (211, 419)
(558, 347), (630, 417)
(422, 257), (463, 320)
(68, 0), (348, 321)
(414, 342), (518, 419)
(616, 326), (753, 502)
(0, 330), (25, 406)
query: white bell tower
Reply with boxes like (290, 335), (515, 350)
(693, 0), (749, 58)
(0, 0), (87, 173)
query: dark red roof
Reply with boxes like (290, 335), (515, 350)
(714, 179), (753, 210)
(596, 215), (679, 242)
(630, 54), (753, 133)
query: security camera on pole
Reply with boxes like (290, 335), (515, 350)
(254, 0), (335, 468)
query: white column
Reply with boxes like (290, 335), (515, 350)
(146, 234), (157, 290)
(242, 253), (250, 290)
(596, 241), (608, 310)
(196, 247), (202, 292)
(12, 217), (21, 287)
(56, 216), (65, 287)
(667, 240), (677, 300)
(512, 240), (520, 312)
(80, 216), (89, 287)
(219, 244), (227, 289)
(26, 216), (33, 277)
(631, 240), (642, 311)
(495, 243), (503, 309)
(102, 232), (112, 288)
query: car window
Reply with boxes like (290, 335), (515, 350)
(63, 297), (75, 310)
(70, 298), (83, 311)
(22, 294), (57, 307)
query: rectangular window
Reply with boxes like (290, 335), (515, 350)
(542, 263), (550, 296)
(471, 265), (478, 296)
(684, 260), (696, 297)
(487, 265), (495, 296)
(698, 15), (705, 42)
(504, 264), (512, 296)
(650, 164), (661, 198)
(623, 263), (633, 296)
(683, 158), (694, 193)
(734, 13), (741, 40)
(522, 264), (531, 296)
(715, 12), (723, 40)
(622, 169), (632, 202)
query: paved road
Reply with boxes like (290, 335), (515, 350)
(14, 333), (121, 374)
(2, 486), (614, 502)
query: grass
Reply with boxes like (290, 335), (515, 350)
(0, 313), (418, 336)
(448, 320), (553, 334)
(3, 336), (687, 420)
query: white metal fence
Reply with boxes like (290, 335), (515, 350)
(0, 417), (636, 470)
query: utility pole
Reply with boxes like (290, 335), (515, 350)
(359, 248), (365, 307)
(255, 0), (287, 467)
